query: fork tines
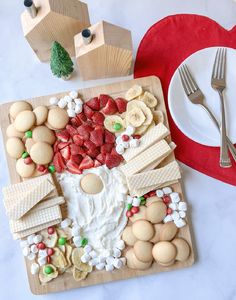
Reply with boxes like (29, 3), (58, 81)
(178, 64), (199, 96)
(212, 48), (226, 81)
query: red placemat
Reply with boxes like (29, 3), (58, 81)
(134, 14), (236, 186)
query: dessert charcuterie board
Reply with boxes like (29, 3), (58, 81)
(0, 76), (194, 294)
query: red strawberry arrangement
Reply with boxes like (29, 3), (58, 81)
(53, 94), (128, 174)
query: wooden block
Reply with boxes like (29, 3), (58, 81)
(74, 21), (133, 80)
(21, 0), (90, 62)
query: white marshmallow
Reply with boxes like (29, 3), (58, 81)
(89, 258), (99, 266)
(106, 256), (115, 265)
(171, 211), (180, 221)
(162, 187), (172, 194)
(103, 249), (111, 257)
(115, 240), (125, 251)
(27, 234), (35, 245)
(72, 226), (80, 237)
(22, 246), (30, 257)
(132, 197), (141, 207)
(122, 141), (130, 149)
(81, 253), (91, 263)
(129, 139), (140, 148)
(67, 102), (76, 110)
(30, 244), (38, 254)
(20, 240), (28, 248)
(84, 245), (92, 253)
(125, 125), (135, 135)
(58, 98), (67, 109)
(73, 236), (82, 247)
(116, 135), (123, 144)
(38, 249), (48, 258)
(31, 262), (39, 275)
(38, 256), (47, 266)
(67, 109), (76, 118)
(105, 264), (114, 272)
(98, 256), (106, 263)
(113, 258), (123, 269)
(168, 203), (178, 210)
(116, 144), (125, 155)
(156, 189), (164, 198)
(89, 250), (98, 258)
(74, 98), (83, 105)
(179, 211), (186, 218)
(113, 248), (121, 258)
(75, 104), (83, 114)
(174, 218), (186, 228)
(96, 262), (105, 270)
(163, 215), (173, 223)
(61, 218), (72, 229)
(120, 257), (126, 266)
(69, 91), (78, 99)
(178, 201), (187, 211)
(127, 195), (133, 204)
(170, 192), (181, 203)
(27, 252), (36, 261)
(33, 234), (42, 244)
(49, 97), (58, 105)
(64, 95), (73, 103)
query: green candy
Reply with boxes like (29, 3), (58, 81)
(113, 122), (122, 131)
(80, 238), (88, 247)
(48, 165), (55, 173)
(44, 265), (54, 275)
(140, 199), (146, 206)
(25, 130), (32, 138)
(139, 196), (145, 201)
(58, 237), (66, 245)
(127, 203), (132, 210)
(22, 151), (29, 159)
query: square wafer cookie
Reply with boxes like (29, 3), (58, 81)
(120, 140), (171, 176)
(123, 123), (170, 162)
(31, 196), (65, 212)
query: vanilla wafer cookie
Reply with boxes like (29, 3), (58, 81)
(10, 205), (62, 233)
(120, 140), (171, 176)
(123, 123), (170, 162)
(31, 197), (65, 212)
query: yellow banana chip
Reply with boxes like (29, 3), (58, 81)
(51, 247), (68, 269)
(39, 265), (58, 283)
(71, 248), (92, 272)
(140, 91), (158, 108)
(72, 266), (88, 281)
(40, 229), (58, 248)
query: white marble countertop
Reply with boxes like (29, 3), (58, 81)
(1, 1), (236, 299)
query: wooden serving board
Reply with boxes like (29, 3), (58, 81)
(0, 76), (194, 294)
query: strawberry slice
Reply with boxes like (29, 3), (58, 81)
(94, 159), (102, 168)
(71, 154), (83, 165)
(77, 125), (90, 140)
(105, 153), (122, 169)
(90, 128), (104, 147)
(83, 104), (94, 119)
(100, 143), (113, 154)
(70, 144), (86, 156)
(99, 94), (112, 108)
(87, 147), (100, 158)
(70, 116), (82, 127)
(79, 155), (94, 170)
(115, 97), (127, 113)
(91, 112), (105, 125)
(72, 135), (83, 146)
(102, 98), (118, 115)
(58, 142), (71, 150)
(53, 140), (60, 153)
(56, 130), (70, 142)
(66, 125), (78, 136)
(53, 152), (66, 173)
(60, 145), (71, 160)
(86, 97), (100, 111)
(66, 159), (82, 174)
(84, 140), (97, 151)
(96, 153), (106, 164)
(104, 130), (115, 144)
(77, 112), (87, 123)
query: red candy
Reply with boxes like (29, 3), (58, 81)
(47, 248), (54, 256)
(37, 165), (46, 172)
(148, 191), (156, 197)
(131, 206), (139, 214)
(163, 195), (171, 204)
(133, 134), (141, 139)
(47, 226), (55, 235)
(126, 210), (133, 218)
(24, 157), (33, 164)
(37, 242), (46, 250)
(167, 207), (173, 215)
(122, 134), (130, 142)
(47, 256), (51, 264)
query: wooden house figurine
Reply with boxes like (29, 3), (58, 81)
(74, 21), (133, 80)
(21, 0), (90, 62)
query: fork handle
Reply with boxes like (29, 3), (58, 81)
(201, 104), (236, 163)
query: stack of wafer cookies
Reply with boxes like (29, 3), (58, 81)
(3, 174), (64, 239)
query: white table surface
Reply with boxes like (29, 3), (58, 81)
(1, 1), (236, 299)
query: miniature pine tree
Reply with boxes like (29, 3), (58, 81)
(50, 41), (74, 79)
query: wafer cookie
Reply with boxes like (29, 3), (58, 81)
(31, 197), (65, 212)
(120, 140), (171, 176)
(123, 123), (170, 162)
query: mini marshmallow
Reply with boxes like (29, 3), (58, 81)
(96, 262), (105, 270)
(178, 201), (187, 211)
(168, 203), (178, 210)
(127, 195), (133, 204)
(113, 248), (121, 258)
(67, 102), (76, 110)
(69, 91), (78, 99)
(125, 125), (135, 135)
(33, 234), (42, 244)
(116, 135), (123, 144)
(31, 262), (39, 275)
(170, 192), (181, 203)
(27, 234), (35, 245)
(98, 256), (106, 263)
(89, 250), (98, 258)
(67, 109), (76, 118)
(38, 256), (47, 266)
(30, 244), (38, 254)
(162, 187), (172, 194)
(22, 246), (30, 257)
(49, 97), (58, 105)
(129, 139), (140, 148)
(179, 211), (186, 218)
(174, 218), (186, 228)
(105, 264), (114, 272)
(106, 256), (115, 265)
(116, 144), (125, 155)
(120, 257), (126, 266)
(75, 104), (83, 114)
(171, 211), (180, 221)
(132, 197), (141, 207)
(156, 189), (164, 198)
(122, 141), (130, 149)
(73, 236), (82, 247)
(115, 240), (125, 251)
(64, 95), (73, 103)
(163, 215), (173, 223)
(74, 98), (83, 105)
(58, 98), (67, 109)
(113, 258), (123, 269)
(61, 218), (72, 229)
(81, 253), (91, 263)
(84, 245), (92, 253)
(27, 252), (36, 261)
(38, 249), (48, 258)
(72, 226), (80, 237)
(20, 240), (28, 248)
(89, 258), (99, 266)
(103, 249), (111, 257)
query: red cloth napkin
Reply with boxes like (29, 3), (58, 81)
(134, 14), (236, 186)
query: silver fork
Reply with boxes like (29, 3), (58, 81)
(211, 48), (231, 167)
(178, 64), (236, 164)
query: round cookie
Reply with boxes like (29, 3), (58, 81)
(158, 259), (175, 267)
(32, 126), (56, 145)
(146, 196), (162, 206)
(6, 137), (25, 159)
(130, 206), (147, 223)
(33, 106), (48, 125)
(134, 241), (153, 262)
(152, 241), (177, 264)
(146, 202), (167, 224)
(25, 138), (35, 153)
(30, 142), (53, 164)
(122, 226), (137, 246)
(150, 224), (162, 243)
(132, 220), (154, 241)
(16, 158), (35, 178)
(6, 124), (24, 138)
(47, 107), (69, 129)
(14, 110), (36, 132)
(133, 252), (153, 270)
(172, 238), (190, 262)
(160, 222), (178, 241)
(80, 173), (103, 194)
(125, 248), (136, 269)
(9, 101), (32, 119)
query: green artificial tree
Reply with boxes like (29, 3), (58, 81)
(50, 41), (74, 80)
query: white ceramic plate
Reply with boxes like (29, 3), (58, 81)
(168, 47), (236, 146)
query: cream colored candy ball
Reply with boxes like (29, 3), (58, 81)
(152, 241), (177, 264)
(6, 124), (24, 138)
(134, 241), (153, 262)
(25, 138), (35, 154)
(14, 110), (36, 132)
(80, 173), (104, 194)
(146, 196), (162, 206)
(172, 238), (190, 262)
(132, 220), (154, 241)
(30, 142), (53, 164)
(16, 158), (35, 178)
(146, 201), (167, 224)
(160, 222), (178, 241)
(130, 206), (147, 223)
(125, 248), (136, 269)
(133, 252), (153, 270)
(32, 126), (56, 145)
(33, 106), (48, 125)
(150, 224), (162, 243)
(6, 137), (25, 159)
(9, 101), (32, 119)
(47, 107), (69, 129)
(122, 226), (137, 246)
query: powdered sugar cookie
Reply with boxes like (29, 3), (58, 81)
(16, 158), (35, 178)
(30, 142), (53, 164)
(146, 202), (167, 224)
(122, 226), (137, 246)
(33, 106), (48, 125)
(9, 101), (32, 119)
(6, 137), (25, 158)
(14, 110), (36, 132)
(152, 241), (176, 264)
(160, 222), (178, 241)
(172, 238), (190, 262)
(80, 173), (104, 194)
(32, 126), (56, 145)
(47, 107), (69, 129)
(134, 241), (153, 262)
(132, 220), (154, 241)
(6, 124), (24, 138)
